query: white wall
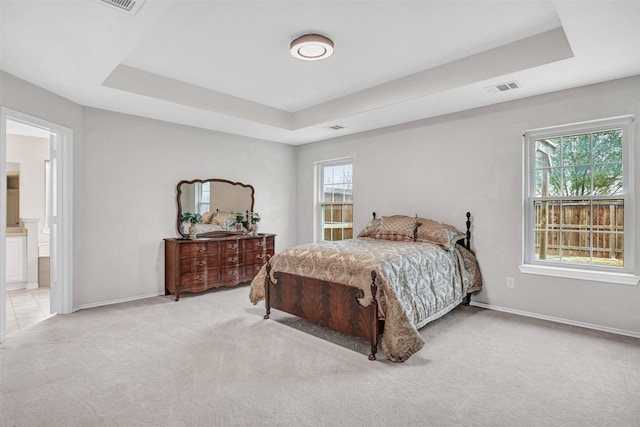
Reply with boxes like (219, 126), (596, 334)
(76, 108), (296, 306)
(2, 68), (638, 334)
(6, 134), (49, 244)
(295, 75), (640, 335)
(1, 71), (297, 309)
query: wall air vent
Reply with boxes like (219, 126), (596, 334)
(485, 81), (521, 94)
(97, 0), (146, 15)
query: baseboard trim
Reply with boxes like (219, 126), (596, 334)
(73, 291), (165, 312)
(470, 301), (640, 339)
(25, 282), (39, 290)
(6, 282), (27, 291)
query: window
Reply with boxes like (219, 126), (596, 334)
(316, 158), (353, 242)
(522, 116), (637, 284)
(195, 182), (210, 215)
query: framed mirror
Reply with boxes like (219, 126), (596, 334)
(176, 178), (255, 237)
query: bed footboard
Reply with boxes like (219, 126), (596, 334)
(264, 262), (382, 361)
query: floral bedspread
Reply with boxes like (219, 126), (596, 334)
(249, 237), (482, 362)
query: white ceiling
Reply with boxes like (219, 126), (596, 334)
(1, 1), (639, 145)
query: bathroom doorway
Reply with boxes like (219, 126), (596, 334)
(4, 124), (51, 335)
(0, 108), (74, 342)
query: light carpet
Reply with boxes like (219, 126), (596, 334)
(1, 285), (638, 427)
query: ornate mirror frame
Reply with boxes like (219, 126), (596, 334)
(176, 178), (255, 237)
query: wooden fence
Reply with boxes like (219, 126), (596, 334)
(535, 201), (624, 261)
(323, 203), (353, 241)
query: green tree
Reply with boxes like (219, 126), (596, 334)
(534, 129), (623, 261)
(535, 129), (622, 197)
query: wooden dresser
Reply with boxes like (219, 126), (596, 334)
(164, 233), (275, 301)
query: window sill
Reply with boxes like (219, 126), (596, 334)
(518, 264), (639, 286)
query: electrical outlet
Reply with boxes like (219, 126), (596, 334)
(506, 277), (515, 289)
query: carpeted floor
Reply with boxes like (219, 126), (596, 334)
(1, 285), (638, 427)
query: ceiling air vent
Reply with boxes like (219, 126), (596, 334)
(485, 81), (521, 94)
(97, 0), (146, 15)
(327, 125), (344, 130)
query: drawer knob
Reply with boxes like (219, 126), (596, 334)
(228, 270), (237, 276)
(195, 274), (205, 281)
(228, 256), (238, 263)
(195, 247), (206, 253)
(256, 254), (264, 259)
(256, 241), (265, 247)
(196, 260), (207, 267)
(228, 243), (238, 250)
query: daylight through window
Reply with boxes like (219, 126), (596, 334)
(317, 159), (353, 242)
(196, 182), (210, 215)
(523, 116), (634, 274)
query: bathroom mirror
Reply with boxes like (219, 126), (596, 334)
(176, 178), (255, 237)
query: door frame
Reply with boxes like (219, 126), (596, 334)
(0, 107), (74, 342)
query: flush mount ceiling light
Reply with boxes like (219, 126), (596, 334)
(290, 34), (334, 61)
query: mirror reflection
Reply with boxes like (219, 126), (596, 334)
(176, 179), (255, 237)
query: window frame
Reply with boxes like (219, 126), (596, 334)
(195, 181), (210, 215)
(521, 115), (638, 285)
(315, 157), (353, 243)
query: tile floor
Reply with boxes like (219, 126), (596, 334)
(5, 287), (51, 335)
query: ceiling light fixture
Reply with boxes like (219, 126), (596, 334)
(290, 34), (334, 61)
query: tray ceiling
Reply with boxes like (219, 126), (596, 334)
(1, 1), (639, 145)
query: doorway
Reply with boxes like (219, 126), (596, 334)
(0, 108), (74, 343)
(5, 124), (51, 334)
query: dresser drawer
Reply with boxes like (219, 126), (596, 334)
(179, 269), (220, 288)
(179, 256), (219, 273)
(221, 239), (241, 254)
(246, 236), (274, 252)
(245, 251), (269, 265)
(180, 242), (219, 257)
(221, 254), (242, 266)
(219, 266), (242, 285)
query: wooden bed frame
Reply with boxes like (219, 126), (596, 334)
(263, 212), (473, 361)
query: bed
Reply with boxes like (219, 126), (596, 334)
(183, 210), (241, 235)
(249, 212), (482, 362)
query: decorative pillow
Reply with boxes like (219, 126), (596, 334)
(415, 218), (466, 249)
(200, 211), (215, 224)
(212, 211), (236, 227)
(357, 217), (382, 238)
(375, 215), (417, 242)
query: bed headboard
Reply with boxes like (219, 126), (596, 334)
(458, 212), (472, 251)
